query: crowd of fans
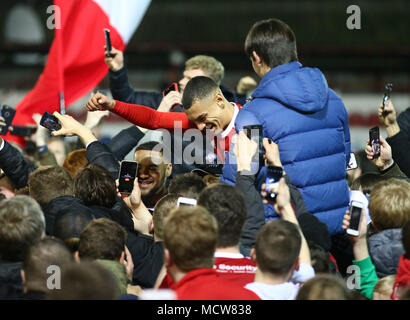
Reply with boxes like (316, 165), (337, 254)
(0, 18), (409, 301)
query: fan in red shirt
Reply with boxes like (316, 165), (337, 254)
(158, 205), (259, 300)
(85, 76), (242, 163)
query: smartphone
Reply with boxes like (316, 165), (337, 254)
(346, 152), (358, 171)
(347, 200), (364, 236)
(264, 165), (283, 202)
(118, 160), (139, 194)
(177, 197), (197, 207)
(382, 83), (393, 113)
(369, 126), (380, 159)
(40, 112), (62, 131)
(10, 125), (37, 137)
(243, 124), (264, 165)
(163, 82), (179, 97)
(0, 105), (16, 135)
(104, 28), (112, 58)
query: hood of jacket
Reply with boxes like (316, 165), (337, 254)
(368, 228), (404, 278)
(251, 61), (329, 114)
(0, 260), (23, 291)
(42, 196), (94, 235)
(96, 259), (128, 296)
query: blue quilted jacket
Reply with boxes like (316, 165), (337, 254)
(220, 61), (351, 235)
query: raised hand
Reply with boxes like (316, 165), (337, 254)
(85, 92), (115, 112)
(365, 135), (393, 171)
(104, 46), (124, 72)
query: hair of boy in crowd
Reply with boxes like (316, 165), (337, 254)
(254, 220), (301, 278)
(0, 195), (45, 262)
(74, 164), (116, 208)
(22, 237), (73, 293)
(308, 241), (332, 274)
(185, 55), (224, 85)
(351, 173), (385, 196)
(152, 193), (179, 241)
(46, 261), (120, 300)
(163, 205), (218, 272)
(198, 184), (246, 248)
(296, 274), (352, 300)
(63, 149), (88, 178)
(245, 18), (298, 68)
(53, 211), (94, 253)
(28, 166), (74, 207)
(368, 178), (410, 230)
(78, 218), (126, 261)
(181, 76), (220, 110)
(168, 172), (206, 200)
(373, 275), (396, 300)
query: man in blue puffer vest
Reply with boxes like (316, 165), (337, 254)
(220, 18), (351, 235)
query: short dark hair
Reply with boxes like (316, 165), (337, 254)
(136, 141), (161, 152)
(135, 141), (170, 163)
(78, 218), (126, 261)
(23, 237), (73, 292)
(403, 220), (410, 258)
(74, 164), (116, 208)
(182, 76), (219, 110)
(153, 193), (179, 240)
(351, 173), (385, 196)
(308, 241), (331, 274)
(255, 220), (301, 277)
(46, 261), (120, 300)
(0, 195), (45, 261)
(245, 18), (298, 68)
(198, 184), (246, 248)
(28, 166), (74, 206)
(168, 173), (207, 200)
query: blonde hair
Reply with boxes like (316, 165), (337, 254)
(185, 55), (224, 85)
(373, 275), (395, 298)
(368, 178), (410, 230)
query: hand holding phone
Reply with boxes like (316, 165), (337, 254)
(369, 126), (380, 159)
(118, 161), (139, 194)
(346, 201), (364, 236)
(104, 29), (113, 58)
(243, 124), (264, 166)
(163, 82), (179, 97)
(0, 105), (16, 135)
(40, 112), (62, 131)
(382, 83), (393, 114)
(264, 165), (283, 203)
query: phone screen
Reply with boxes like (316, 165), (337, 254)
(0, 105), (16, 135)
(265, 166), (283, 202)
(348, 203), (362, 232)
(243, 125), (264, 165)
(118, 161), (138, 194)
(40, 112), (62, 131)
(104, 29), (112, 57)
(163, 83), (179, 97)
(369, 126), (380, 159)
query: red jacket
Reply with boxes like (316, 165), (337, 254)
(171, 268), (260, 300)
(213, 252), (256, 287)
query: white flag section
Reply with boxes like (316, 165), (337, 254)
(94, 0), (152, 44)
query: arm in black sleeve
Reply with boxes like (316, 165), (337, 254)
(386, 131), (410, 178)
(85, 141), (119, 179)
(235, 171), (266, 257)
(107, 125), (146, 161)
(109, 67), (163, 109)
(0, 138), (36, 189)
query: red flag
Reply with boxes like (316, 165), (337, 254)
(3, 0), (151, 146)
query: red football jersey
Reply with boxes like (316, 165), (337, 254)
(214, 252), (257, 287)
